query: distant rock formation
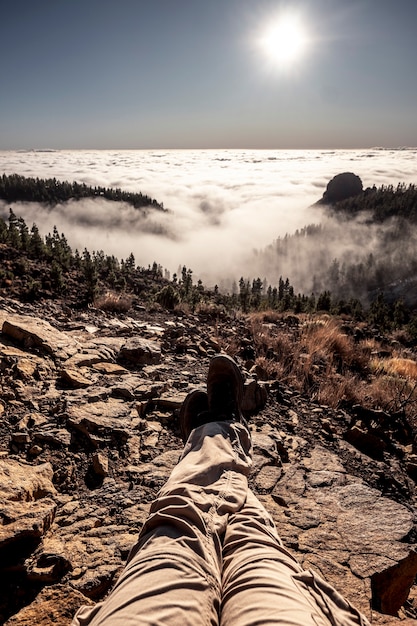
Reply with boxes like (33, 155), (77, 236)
(320, 172), (364, 204)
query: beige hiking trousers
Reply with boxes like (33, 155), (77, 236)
(72, 421), (369, 626)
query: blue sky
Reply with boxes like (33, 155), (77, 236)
(1, 0), (416, 149)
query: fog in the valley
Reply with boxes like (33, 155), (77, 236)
(1, 148), (417, 291)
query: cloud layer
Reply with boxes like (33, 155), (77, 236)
(1, 148), (416, 288)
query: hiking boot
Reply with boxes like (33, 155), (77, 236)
(179, 389), (209, 443)
(207, 354), (244, 422)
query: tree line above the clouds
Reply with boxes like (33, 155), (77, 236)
(329, 182), (417, 222)
(1, 173), (417, 338)
(0, 209), (169, 305)
(1, 208), (417, 341)
(255, 182), (417, 308)
(0, 173), (165, 212)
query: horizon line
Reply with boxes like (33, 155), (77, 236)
(1, 146), (416, 152)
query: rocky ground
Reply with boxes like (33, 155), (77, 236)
(0, 296), (416, 625)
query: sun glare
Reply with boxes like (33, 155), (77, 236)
(259, 13), (309, 67)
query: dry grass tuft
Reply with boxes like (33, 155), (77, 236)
(315, 373), (360, 407)
(195, 302), (228, 320)
(245, 310), (417, 430)
(254, 356), (283, 380)
(173, 302), (192, 315)
(95, 291), (132, 313)
(365, 375), (417, 422)
(370, 357), (417, 380)
(300, 319), (368, 373)
(248, 313), (371, 408)
(249, 310), (283, 325)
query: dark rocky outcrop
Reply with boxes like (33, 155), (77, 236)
(319, 172), (363, 204)
(0, 299), (416, 625)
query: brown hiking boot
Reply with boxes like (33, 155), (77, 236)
(207, 354), (244, 422)
(179, 389), (209, 443)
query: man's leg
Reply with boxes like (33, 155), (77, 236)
(220, 488), (369, 626)
(72, 420), (252, 626)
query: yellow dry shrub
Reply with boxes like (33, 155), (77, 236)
(254, 356), (282, 380)
(95, 291), (132, 313)
(300, 319), (366, 372)
(173, 302), (192, 315)
(248, 315), (373, 409)
(315, 373), (360, 407)
(251, 318), (298, 367)
(360, 338), (382, 356)
(249, 310), (283, 325)
(366, 374), (417, 419)
(195, 302), (227, 319)
(245, 312), (417, 426)
(371, 357), (417, 380)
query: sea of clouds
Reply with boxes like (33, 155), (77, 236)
(0, 148), (416, 289)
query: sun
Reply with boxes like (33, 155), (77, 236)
(259, 13), (309, 67)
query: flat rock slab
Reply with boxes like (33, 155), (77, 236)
(34, 427), (72, 448)
(255, 465), (283, 491)
(79, 337), (126, 361)
(270, 445), (417, 618)
(252, 433), (281, 462)
(127, 449), (181, 484)
(59, 367), (94, 388)
(39, 482), (152, 598)
(63, 352), (107, 369)
(66, 399), (136, 444)
(109, 376), (165, 401)
(0, 343), (53, 383)
(2, 315), (80, 360)
(92, 362), (130, 375)
(153, 391), (187, 411)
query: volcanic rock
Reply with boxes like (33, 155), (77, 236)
(0, 301), (416, 625)
(320, 172), (363, 204)
(118, 337), (161, 365)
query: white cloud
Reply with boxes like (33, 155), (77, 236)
(1, 148), (416, 287)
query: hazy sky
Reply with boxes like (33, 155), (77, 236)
(1, 0), (417, 150)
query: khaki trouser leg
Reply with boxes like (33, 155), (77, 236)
(72, 422), (252, 626)
(73, 420), (369, 626)
(220, 490), (369, 626)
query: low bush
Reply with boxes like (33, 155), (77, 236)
(370, 357), (417, 380)
(94, 291), (132, 313)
